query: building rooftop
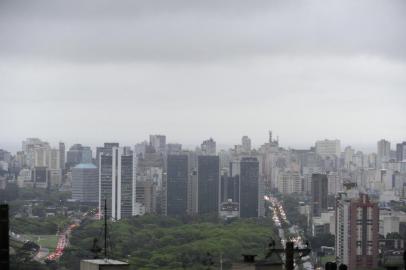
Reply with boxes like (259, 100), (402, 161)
(74, 163), (97, 169)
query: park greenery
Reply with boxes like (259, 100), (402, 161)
(11, 215), (70, 235)
(59, 215), (278, 270)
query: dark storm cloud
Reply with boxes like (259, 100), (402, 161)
(0, 0), (405, 62)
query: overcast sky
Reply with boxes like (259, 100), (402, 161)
(0, 0), (405, 153)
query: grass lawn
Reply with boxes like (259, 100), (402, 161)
(23, 234), (59, 252)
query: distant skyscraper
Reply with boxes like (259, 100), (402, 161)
(67, 144), (92, 168)
(396, 141), (406, 162)
(166, 143), (182, 155)
(197, 155), (220, 214)
(59, 142), (65, 170)
(232, 157), (261, 218)
(315, 139), (341, 158)
(311, 173), (328, 217)
(149, 135), (166, 153)
(166, 154), (188, 216)
(377, 139), (391, 167)
(201, 138), (216, 155)
(241, 136), (251, 153)
(99, 147), (135, 220)
(335, 193), (379, 270)
(72, 163), (98, 203)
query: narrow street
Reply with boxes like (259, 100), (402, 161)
(265, 195), (314, 270)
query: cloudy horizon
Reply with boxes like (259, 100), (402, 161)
(1, 0), (405, 154)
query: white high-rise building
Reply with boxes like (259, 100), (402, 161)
(315, 139), (341, 158)
(99, 147), (136, 220)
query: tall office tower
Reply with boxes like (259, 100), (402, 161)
(315, 139), (341, 158)
(377, 139), (391, 167)
(59, 142), (65, 170)
(311, 173), (328, 217)
(187, 151), (199, 215)
(72, 163), (99, 203)
(232, 157), (261, 218)
(149, 135), (166, 153)
(96, 143), (119, 166)
(201, 138), (216, 155)
(335, 193), (379, 270)
(220, 170), (239, 203)
(66, 144), (93, 168)
(99, 147), (135, 220)
(241, 136), (252, 153)
(197, 155), (220, 214)
(396, 142), (406, 162)
(277, 171), (301, 195)
(166, 154), (188, 216)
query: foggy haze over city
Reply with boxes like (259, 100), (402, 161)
(1, 0), (405, 152)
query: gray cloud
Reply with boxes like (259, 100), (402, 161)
(0, 0), (405, 62)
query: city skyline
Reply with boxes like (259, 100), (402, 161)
(1, 133), (405, 155)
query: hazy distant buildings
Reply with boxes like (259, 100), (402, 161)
(201, 138), (216, 155)
(241, 136), (252, 153)
(67, 144), (92, 168)
(315, 139), (341, 158)
(99, 147), (135, 220)
(311, 173), (328, 217)
(197, 155), (220, 214)
(377, 139), (391, 167)
(72, 163), (99, 203)
(59, 142), (65, 170)
(166, 154), (188, 216)
(166, 143), (182, 155)
(277, 171), (301, 195)
(149, 135), (166, 153)
(396, 142), (406, 162)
